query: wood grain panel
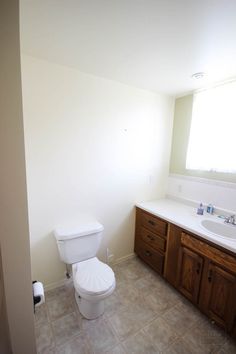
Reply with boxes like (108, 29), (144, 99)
(136, 240), (165, 274)
(141, 227), (166, 252)
(141, 211), (167, 237)
(203, 263), (236, 331)
(164, 224), (182, 287)
(181, 233), (236, 273)
(177, 247), (204, 304)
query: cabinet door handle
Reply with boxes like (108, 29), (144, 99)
(147, 235), (155, 241)
(196, 262), (201, 275)
(148, 220), (155, 226)
(208, 269), (213, 282)
(145, 250), (152, 257)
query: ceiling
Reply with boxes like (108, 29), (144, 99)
(20, 0), (236, 96)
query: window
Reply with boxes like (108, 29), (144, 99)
(186, 80), (236, 173)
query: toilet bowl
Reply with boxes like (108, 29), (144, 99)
(73, 257), (115, 319)
(54, 216), (116, 319)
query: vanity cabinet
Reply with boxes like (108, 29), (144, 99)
(134, 208), (168, 275)
(200, 262), (236, 331)
(177, 231), (236, 332)
(177, 246), (204, 304)
(134, 207), (236, 337)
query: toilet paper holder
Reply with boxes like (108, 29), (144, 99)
(32, 280), (45, 311)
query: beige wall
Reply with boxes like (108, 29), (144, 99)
(170, 94), (236, 183)
(21, 55), (174, 288)
(0, 2), (36, 353)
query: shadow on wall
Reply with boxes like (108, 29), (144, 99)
(104, 207), (136, 263)
(30, 231), (65, 286)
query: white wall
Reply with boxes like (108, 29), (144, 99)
(167, 174), (236, 213)
(21, 55), (174, 288)
(0, 2), (36, 353)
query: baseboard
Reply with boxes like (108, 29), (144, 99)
(44, 278), (71, 292)
(44, 253), (136, 291)
(112, 252), (136, 265)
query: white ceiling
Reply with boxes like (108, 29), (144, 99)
(20, 0), (236, 96)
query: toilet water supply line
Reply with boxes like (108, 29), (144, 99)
(106, 247), (109, 264)
(65, 264), (71, 279)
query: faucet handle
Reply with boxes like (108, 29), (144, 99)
(224, 215), (236, 224)
(224, 216), (230, 224)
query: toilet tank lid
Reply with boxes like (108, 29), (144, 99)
(54, 218), (104, 241)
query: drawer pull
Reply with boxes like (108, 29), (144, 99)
(147, 235), (155, 241)
(145, 250), (152, 257)
(196, 262), (201, 275)
(148, 220), (155, 226)
(208, 269), (213, 282)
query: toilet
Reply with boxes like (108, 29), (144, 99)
(54, 217), (116, 319)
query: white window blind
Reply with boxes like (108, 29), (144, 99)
(186, 80), (236, 173)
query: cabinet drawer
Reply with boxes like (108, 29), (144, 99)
(141, 212), (167, 237)
(137, 240), (165, 274)
(181, 233), (236, 273)
(141, 227), (166, 252)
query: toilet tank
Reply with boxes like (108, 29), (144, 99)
(54, 218), (104, 264)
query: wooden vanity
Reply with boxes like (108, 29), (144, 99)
(134, 207), (236, 338)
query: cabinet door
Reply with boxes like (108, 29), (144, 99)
(177, 247), (203, 304)
(204, 263), (236, 331)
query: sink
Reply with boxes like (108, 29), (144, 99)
(201, 219), (236, 240)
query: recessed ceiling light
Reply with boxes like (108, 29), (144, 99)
(191, 72), (206, 79)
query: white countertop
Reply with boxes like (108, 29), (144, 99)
(136, 198), (236, 254)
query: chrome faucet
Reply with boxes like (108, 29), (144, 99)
(224, 215), (236, 225)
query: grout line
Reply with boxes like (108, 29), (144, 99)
(35, 257), (234, 354)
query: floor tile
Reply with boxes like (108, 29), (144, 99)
(153, 281), (182, 305)
(144, 291), (176, 316)
(35, 303), (49, 326)
(165, 337), (196, 354)
(133, 275), (161, 297)
(143, 317), (178, 352)
(86, 318), (118, 354)
(55, 333), (93, 354)
(104, 291), (125, 318)
(123, 330), (160, 354)
(40, 347), (56, 354)
(162, 304), (201, 336)
(116, 283), (142, 307)
(104, 344), (126, 354)
(80, 313), (106, 331)
(115, 257), (151, 285)
(182, 319), (227, 354)
(52, 312), (81, 346)
(35, 322), (54, 353)
(109, 300), (156, 341)
(46, 282), (74, 302)
(214, 337), (236, 354)
(36, 256), (233, 354)
(47, 295), (75, 321)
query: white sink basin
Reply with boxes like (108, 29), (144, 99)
(201, 219), (236, 240)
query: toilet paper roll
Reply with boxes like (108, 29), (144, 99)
(33, 281), (45, 307)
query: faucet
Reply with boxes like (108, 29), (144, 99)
(224, 215), (236, 225)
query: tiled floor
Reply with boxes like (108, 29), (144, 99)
(35, 257), (236, 354)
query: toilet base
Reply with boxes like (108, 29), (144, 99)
(75, 292), (105, 319)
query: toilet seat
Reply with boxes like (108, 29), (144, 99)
(73, 257), (115, 297)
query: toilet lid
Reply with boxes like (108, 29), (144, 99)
(74, 258), (115, 295)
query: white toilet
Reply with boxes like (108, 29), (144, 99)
(54, 217), (116, 319)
